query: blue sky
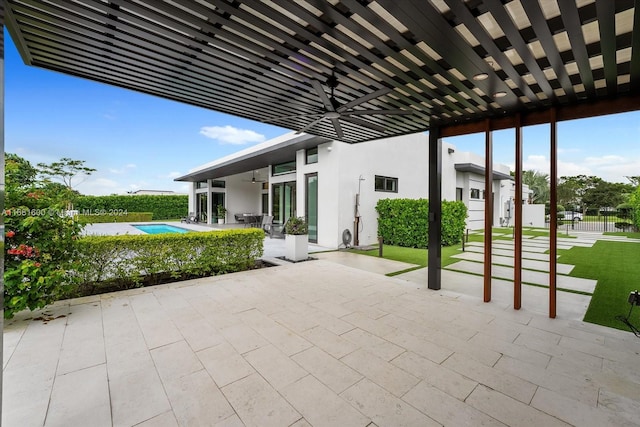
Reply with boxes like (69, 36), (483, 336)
(6, 29), (639, 195)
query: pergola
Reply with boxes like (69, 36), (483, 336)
(3, 1), (639, 319)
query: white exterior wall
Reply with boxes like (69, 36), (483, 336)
(188, 183), (196, 214)
(314, 142), (341, 248)
(332, 133), (429, 247)
(523, 204), (545, 228)
(224, 173), (263, 221)
(441, 142), (458, 201)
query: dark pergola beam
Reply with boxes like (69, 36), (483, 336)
(483, 119), (492, 302)
(549, 108), (558, 318)
(440, 94), (640, 137)
(428, 124), (442, 290)
(514, 114), (523, 310)
(1, 2), (6, 419)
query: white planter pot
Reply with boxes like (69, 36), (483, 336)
(285, 234), (308, 262)
(218, 218), (225, 224)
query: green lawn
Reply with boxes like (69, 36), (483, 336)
(605, 231), (640, 239)
(351, 244), (462, 271)
(352, 228), (640, 332)
(558, 240), (640, 331)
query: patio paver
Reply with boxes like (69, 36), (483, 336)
(3, 260), (640, 426)
(446, 260), (596, 293)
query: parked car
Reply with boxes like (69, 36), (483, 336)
(559, 211), (583, 220)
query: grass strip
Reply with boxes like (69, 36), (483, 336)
(558, 240), (640, 331)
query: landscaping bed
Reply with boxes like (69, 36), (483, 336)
(71, 258), (274, 298)
(70, 228), (266, 298)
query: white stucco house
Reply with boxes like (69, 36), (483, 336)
(175, 132), (539, 248)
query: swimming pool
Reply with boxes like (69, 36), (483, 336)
(133, 224), (190, 234)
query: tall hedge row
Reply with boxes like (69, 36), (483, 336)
(75, 195), (188, 220)
(72, 228), (264, 295)
(376, 198), (467, 247)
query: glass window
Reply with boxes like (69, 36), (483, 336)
(306, 147), (318, 164)
(272, 181), (296, 223)
(306, 173), (318, 243)
(470, 188), (480, 199)
(211, 180), (226, 188)
(196, 181), (208, 189)
(375, 175), (398, 193)
(456, 187), (463, 201)
(272, 160), (296, 176)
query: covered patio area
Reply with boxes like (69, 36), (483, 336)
(3, 1), (640, 425)
(4, 259), (639, 426)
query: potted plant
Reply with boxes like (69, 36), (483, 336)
(284, 216), (308, 261)
(217, 205), (227, 224)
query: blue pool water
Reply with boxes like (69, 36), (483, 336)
(133, 224), (190, 234)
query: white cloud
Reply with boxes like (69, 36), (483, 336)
(108, 164), (136, 174)
(583, 155), (625, 166)
(159, 171), (182, 179)
(199, 125), (265, 145)
(522, 154), (591, 177)
(557, 148), (581, 154)
(522, 153), (640, 183)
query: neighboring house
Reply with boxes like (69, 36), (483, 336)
(176, 132), (537, 248)
(126, 190), (185, 196)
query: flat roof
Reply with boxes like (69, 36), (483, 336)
(175, 132), (330, 182)
(455, 163), (512, 181)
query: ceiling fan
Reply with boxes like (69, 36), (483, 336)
(243, 170), (267, 184)
(262, 72), (412, 139)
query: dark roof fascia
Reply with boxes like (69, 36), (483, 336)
(454, 163), (512, 181)
(175, 133), (330, 182)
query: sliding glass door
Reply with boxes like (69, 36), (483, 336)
(212, 192), (225, 222)
(196, 193), (207, 222)
(272, 181), (296, 224)
(306, 173), (318, 243)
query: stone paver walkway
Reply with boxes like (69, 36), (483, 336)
(4, 260), (640, 426)
(445, 260), (596, 293)
(450, 251), (574, 274)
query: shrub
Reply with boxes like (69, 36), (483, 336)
(284, 217), (308, 235)
(71, 228), (264, 296)
(4, 206), (84, 318)
(614, 221), (633, 231)
(375, 198), (467, 248)
(75, 195), (188, 220)
(75, 212), (153, 224)
(631, 188), (640, 229)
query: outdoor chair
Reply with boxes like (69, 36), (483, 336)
(268, 217), (289, 239)
(261, 215), (274, 234)
(181, 212), (199, 223)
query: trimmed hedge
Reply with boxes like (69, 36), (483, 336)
(376, 198), (467, 248)
(75, 212), (153, 224)
(70, 228), (264, 296)
(75, 195), (188, 220)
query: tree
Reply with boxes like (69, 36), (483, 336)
(522, 170), (549, 204)
(37, 157), (96, 209)
(582, 181), (634, 212)
(6, 153), (38, 187)
(557, 175), (603, 212)
(4, 153), (85, 318)
(5, 153), (39, 208)
(625, 176), (640, 188)
(630, 187), (640, 229)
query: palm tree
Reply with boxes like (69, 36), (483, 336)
(522, 170), (550, 204)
